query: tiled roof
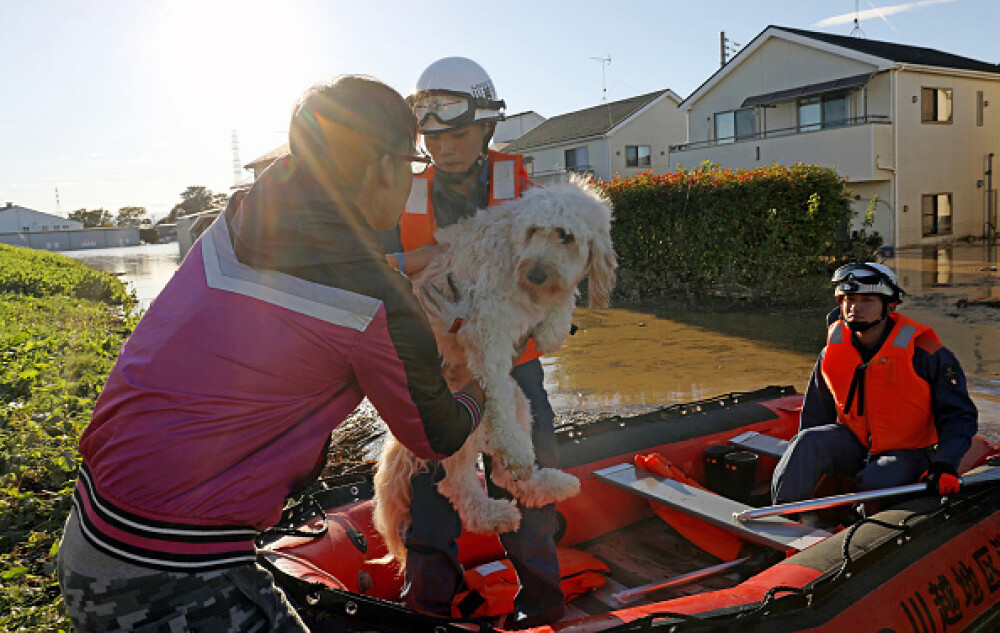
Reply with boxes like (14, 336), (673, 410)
(245, 143), (289, 170)
(504, 90), (674, 152)
(777, 26), (1000, 75)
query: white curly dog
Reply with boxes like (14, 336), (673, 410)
(373, 177), (616, 564)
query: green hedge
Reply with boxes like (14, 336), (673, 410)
(0, 244), (136, 308)
(1, 247), (137, 631)
(600, 163), (881, 305)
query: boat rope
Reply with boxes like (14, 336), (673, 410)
(614, 500), (952, 632)
(735, 502), (946, 622)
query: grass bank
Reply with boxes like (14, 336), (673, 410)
(1, 244), (136, 632)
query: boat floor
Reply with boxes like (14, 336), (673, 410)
(564, 517), (744, 619)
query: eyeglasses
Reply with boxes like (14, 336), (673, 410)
(390, 150), (433, 174)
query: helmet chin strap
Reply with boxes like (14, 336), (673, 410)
(842, 299), (890, 333)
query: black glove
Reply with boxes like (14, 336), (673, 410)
(920, 461), (961, 495)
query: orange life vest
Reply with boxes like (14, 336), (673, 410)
(400, 149), (541, 365)
(634, 453), (745, 561)
(451, 546), (609, 618)
(821, 313), (941, 455)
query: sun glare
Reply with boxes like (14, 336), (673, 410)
(150, 2), (320, 129)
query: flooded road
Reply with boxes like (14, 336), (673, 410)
(64, 240), (1000, 439)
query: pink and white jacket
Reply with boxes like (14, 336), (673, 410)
(75, 159), (479, 571)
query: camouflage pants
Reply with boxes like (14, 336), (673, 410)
(57, 515), (308, 632)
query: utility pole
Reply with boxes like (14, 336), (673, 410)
(231, 130), (242, 187)
(720, 32), (741, 66)
(591, 55), (611, 103)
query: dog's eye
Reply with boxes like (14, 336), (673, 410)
(526, 227), (538, 241)
(557, 229), (574, 244)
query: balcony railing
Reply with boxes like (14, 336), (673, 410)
(670, 115), (891, 153)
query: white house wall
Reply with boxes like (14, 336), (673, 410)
(608, 96), (684, 178)
(893, 69), (1000, 246)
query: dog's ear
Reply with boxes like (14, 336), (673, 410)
(586, 232), (617, 308)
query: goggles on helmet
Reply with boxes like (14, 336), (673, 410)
(831, 263), (902, 300)
(407, 90), (505, 132)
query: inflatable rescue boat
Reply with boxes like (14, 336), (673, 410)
(256, 386), (1000, 632)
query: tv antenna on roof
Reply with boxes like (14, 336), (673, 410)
(850, 0), (865, 38)
(591, 55), (611, 102)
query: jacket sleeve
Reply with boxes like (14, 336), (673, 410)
(799, 350), (838, 431)
(913, 341), (978, 468)
(350, 296), (477, 462)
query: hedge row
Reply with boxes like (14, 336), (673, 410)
(599, 163), (881, 305)
(1, 246), (137, 631)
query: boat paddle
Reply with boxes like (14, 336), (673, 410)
(733, 464), (1000, 524)
(612, 557), (750, 604)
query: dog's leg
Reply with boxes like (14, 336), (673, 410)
(373, 436), (424, 565)
(436, 427), (522, 534)
(488, 388), (581, 507)
(530, 298), (576, 355)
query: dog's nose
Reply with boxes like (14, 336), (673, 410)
(527, 266), (547, 285)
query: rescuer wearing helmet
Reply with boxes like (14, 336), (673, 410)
(380, 57), (565, 629)
(771, 262), (978, 506)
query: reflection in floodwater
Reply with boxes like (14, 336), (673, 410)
(60, 243), (181, 311)
(65, 241), (1000, 439)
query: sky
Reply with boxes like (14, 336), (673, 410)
(1, 0), (997, 222)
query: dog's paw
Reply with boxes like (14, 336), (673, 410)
(525, 468), (581, 506)
(463, 499), (522, 534)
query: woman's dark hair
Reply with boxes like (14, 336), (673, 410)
(289, 75), (417, 189)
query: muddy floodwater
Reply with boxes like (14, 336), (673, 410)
(546, 242), (1000, 441)
(64, 241), (1000, 440)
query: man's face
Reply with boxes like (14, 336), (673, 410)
(422, 124), (487, 173)
(839, 293), (886, 324)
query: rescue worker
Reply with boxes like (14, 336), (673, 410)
(379, 57), (565, 629)
(771, 262), (978, 504)
(57, 75), (484, 632)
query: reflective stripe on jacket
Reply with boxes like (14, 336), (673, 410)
(399, 149), (541, 365)
(821, 314), (941, 454)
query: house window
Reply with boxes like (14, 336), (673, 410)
(798, 92), (849, 131)
(713, 108), (755, 143)
(564, 146), (589, 172)
(977, 91), (984, 127)
(625, 145), (651, 167)
(921, 193), (953, 236)
(921, 87), (953, 123)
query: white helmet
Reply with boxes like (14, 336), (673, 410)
(832, 262), (904, 303)
(408, 57), (506, 134)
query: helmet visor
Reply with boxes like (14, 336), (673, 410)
(409, 90), (476, 130)
(832, 263), (900, 299)
(831, 263), (884, 286)
(408, 90), (505, 133)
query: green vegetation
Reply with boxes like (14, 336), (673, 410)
(602, 163), (881, 306)
(1, 245), (137, 632)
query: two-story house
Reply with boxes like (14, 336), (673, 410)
(503, 90), (684, 185)
(669, 26), (1000, 250)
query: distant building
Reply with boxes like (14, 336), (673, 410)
(0, 202), (139, 251)
(502, 90), (685, 185)
(0, 202), (82, 233)
(492, 111), (546, 149)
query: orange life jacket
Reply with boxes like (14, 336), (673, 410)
(451, 546), (609, 619)
(634, 453), (745, 561)
(821, 313), (941, 455)
(400, 149), (541, 365)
